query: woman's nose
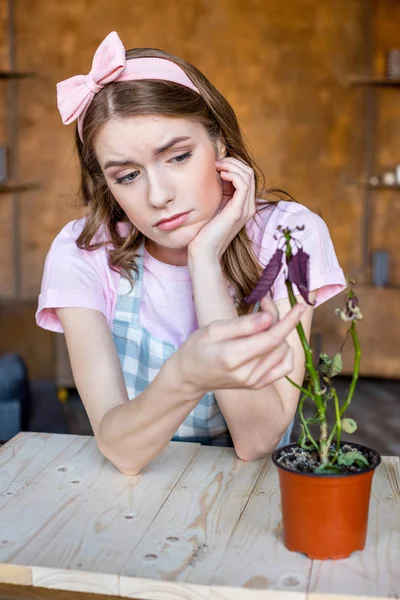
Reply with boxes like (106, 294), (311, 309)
(147, 171), (175, 208)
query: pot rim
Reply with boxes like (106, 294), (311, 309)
(271, 440), (382, 478)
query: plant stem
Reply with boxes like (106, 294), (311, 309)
(328, 388), (342, 463)
(285, 376), (313, 400)
(285, 278), (328, 463)
(339, 321), (361, 416)
(298, 393), (320, 451)
(328, 321), (361, 443)
(285, 282), (324, 412)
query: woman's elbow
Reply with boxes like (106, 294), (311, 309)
(235, 445), (271, 462)
(96, 438), (143, 476)
(234, 437), (282, 462)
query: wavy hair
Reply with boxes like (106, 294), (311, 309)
(75, 47), (294, 315)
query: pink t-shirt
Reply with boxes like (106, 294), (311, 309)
(36, 200), (346, 347)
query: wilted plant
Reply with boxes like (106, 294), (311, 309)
(245, 225), (365, 473)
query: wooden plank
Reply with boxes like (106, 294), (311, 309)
(0, 433), (89, 586)
(124, 576), (301, 599)
(118, 445), (266, 595)
(210, 457), (310, 598)
(2, 435), (399, 599)
(0, 581), (124, 599)
(308, 457), (400, 599)
(0, 433), (200, 597)
(0, 432), (83, 511)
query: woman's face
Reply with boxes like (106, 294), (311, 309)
(95, 115), (226, 265)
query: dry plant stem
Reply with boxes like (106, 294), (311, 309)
(328, 321), (361, 446)
(340, 321), (361, 415)
(284, 277), (328, 464)
(299, 394), (320, 451)
(286, 377), (319, 450)
(330, 388), (342, 464)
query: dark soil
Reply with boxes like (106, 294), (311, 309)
(274, 442), (381, 475)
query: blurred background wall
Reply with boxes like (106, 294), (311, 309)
(0, 0), (399, 388)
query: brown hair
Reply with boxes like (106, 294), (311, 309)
(75, 47), (293, 315)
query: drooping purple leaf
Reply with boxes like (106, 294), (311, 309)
(244, 248), (284, 304)
(288, 248), (315, 306)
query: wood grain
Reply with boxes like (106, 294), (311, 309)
(0, 582), (125, 600)
(0, 433), (399, 599)
(118, 445), (265, 583)
(211, 457), (311, 594)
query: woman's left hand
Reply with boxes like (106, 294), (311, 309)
(187, 157), (256, 263)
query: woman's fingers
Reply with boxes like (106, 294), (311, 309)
(217, 156), (254, 173)
(221, 303), (305, 368)
(206, 310), (275, 343)
(216, 160), (255, 217)
(241, 341), (291, 386)
(260, 294), (279, 325)
(255, 348), (295, 388)
(218, 171), (249, 215)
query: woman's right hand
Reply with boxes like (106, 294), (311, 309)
(174, 300), (306, 396)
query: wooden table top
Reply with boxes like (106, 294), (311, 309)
(0, 431), (399, 599)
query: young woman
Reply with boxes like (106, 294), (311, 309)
(36, 31), (346, 475)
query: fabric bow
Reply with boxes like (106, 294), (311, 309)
(56, 31), (126, 127)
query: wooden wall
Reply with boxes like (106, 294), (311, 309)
(372, 2), (400, 282)
(0, 0), (399, 379)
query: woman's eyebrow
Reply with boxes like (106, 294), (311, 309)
(103, 136), (192, 169)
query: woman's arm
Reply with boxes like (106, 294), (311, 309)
(56, 307), (202, 475)
(56, 301), (304, 474)
(188, 258), (316, 461)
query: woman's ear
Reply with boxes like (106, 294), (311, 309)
(215, 136), (228, 160)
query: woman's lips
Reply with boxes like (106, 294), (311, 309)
(155, 211), (191, 231)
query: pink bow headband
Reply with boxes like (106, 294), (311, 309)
(56, 31), (200, 142)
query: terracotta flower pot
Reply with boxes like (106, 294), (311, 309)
(271, 441), (382, 560)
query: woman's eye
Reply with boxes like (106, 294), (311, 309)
(115, 171), (139, 186)
(171, 152), (192, 164)
(114, 153), (192, 186)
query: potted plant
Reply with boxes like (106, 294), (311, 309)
(245, 224), (381, 560)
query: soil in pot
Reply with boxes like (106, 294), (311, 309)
(272, 441), (381, 560)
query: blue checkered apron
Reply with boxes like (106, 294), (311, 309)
(112, 241), (293, 448)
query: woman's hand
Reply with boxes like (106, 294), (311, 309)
(174, 297), (306, 397)
(187, 157), (256, 262)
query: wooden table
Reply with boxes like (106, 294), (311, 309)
(0, 432), (399, 600)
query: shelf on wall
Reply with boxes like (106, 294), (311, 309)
(356, 182), (400, 191)
(349, 76), (400, 87)
(0, 181), (40, 193)
(0, 71), (37, 79)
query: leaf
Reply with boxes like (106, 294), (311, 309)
(341, 418), (357, 434)
(287, 248), (315, 306)
(330, 353), (343, 377)
(318, 353), (343, 378)
(318, 353), (332, 377)
(244, 248), (284, 304)
(337, 450), (369, 467)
